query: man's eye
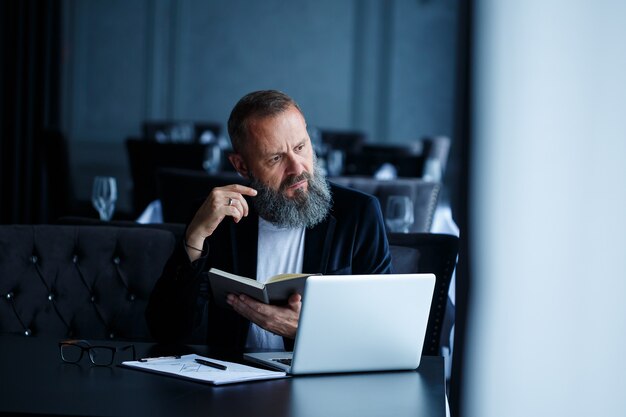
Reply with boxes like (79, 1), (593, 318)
(296, 144), (305, 152)
(270, 155), (281, 163)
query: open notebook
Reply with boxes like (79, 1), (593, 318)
(244, 273), (436, 375)
(121, 354), (286, 385)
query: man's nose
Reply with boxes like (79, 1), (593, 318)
(284, 152), (304, 176)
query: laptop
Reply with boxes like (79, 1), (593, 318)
(244, 273), (435, 375)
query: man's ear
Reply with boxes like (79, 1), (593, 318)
(228, 153), (250, 179)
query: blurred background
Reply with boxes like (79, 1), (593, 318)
(0, 0), (461, 221)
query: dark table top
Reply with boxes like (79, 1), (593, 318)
(0, 335), (446, 417)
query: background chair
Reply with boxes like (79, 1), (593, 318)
(142, 120), (222, 143)
(421, 136), (451, 180)
(156, 168), (247, 224)
(125, 138), (214, 217)
(157, 169), (441, 231)
(388, 232), (459, 356)
(343, 142), (425, 177)
(319, 129), (367, 153)
(56, 216), (186, 240)
(331, 176), (441, 233)
(0, 225), (177, 341)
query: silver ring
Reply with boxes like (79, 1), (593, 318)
(228, 197), (234, 206)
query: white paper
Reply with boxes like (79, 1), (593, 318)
(121, 354), (287, 385)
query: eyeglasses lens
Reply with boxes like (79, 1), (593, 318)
(60, 344), (83, 363)
(89, 347), (114, 366)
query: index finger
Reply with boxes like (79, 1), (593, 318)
(224, 184), (258, 197)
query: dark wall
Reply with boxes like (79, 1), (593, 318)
(60, 0), (459, 212)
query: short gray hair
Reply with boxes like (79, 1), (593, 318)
(227, 90), (304, 153)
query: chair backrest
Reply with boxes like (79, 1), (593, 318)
(388, 232), (459, 356)
(157, 170), (440, 231)
(0, 225), (176, 341)
(56, 216), (186, 242)
(125, 138), (212, 216)
(421, 136), (451, 179)
(157, 168), (248, 224)
(331, 176), (441, 232)
(320, 129), (367, 153)
(344, 141), (425, 177)
(142, 120), (222, 143)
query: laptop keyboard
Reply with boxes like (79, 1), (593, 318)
(272, 358), (292, 366)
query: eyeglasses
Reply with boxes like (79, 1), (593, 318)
(59, 339), (136, 366)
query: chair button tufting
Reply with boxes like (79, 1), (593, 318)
(48, 293), (54, 301)
(113, 256), (120, 265)
(129, 294), (136, 301)
(109, 333), (115, 339)
(72, 255), (78, 263)
(91, 295), (96, 303)
(6, 292), (14, 300)
(31, 255), (38, 264)
(24, 329), (32, 336)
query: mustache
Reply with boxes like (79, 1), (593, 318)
(279, 171), (311, 192)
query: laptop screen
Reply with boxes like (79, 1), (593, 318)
(245, 273), (435, 375)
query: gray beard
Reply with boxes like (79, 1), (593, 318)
(250, 160), (332, 229)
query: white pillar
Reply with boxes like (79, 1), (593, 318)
(465, 1), (626, 416)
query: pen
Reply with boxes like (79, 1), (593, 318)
(138, 355), (181, 362)
(195, 358), (228, 370)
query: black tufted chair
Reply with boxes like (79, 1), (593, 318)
(0, 225), (176, 341)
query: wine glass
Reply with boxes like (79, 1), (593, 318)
(92, 176), (117, 221)
(203, 143), (222, 174)
(385, 195), (414, 233)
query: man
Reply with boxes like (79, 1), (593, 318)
(146, 90), (391, 356)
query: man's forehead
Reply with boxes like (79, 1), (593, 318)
(246, 111), (306, 153)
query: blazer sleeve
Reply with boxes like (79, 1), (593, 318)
(145, 238), (209, 343)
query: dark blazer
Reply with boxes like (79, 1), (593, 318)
(146, 182), (392, 356)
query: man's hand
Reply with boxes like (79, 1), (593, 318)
(184, 184), (257, 261)
(227, 293), (302, 339)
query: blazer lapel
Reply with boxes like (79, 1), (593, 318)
(303, 214), (336, 274)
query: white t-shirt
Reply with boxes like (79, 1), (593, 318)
(245, 217), (305, 350)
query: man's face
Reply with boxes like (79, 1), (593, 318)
(232, 105), (314, 199)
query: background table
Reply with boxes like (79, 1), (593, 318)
(0, 335), (446, 417)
